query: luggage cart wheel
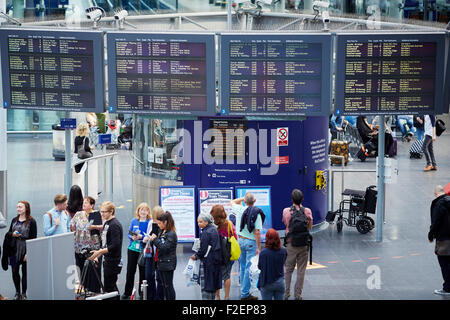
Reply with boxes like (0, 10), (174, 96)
(336, 218), (343, 233)
(356, 218), (372, 234)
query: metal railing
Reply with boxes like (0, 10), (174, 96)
(73, 152), (118, 201)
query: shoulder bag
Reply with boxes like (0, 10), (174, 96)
(78, 137), (93, 160)
(227, 221), (241, 261)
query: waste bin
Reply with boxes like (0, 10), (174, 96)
(52, 124), (66, 160)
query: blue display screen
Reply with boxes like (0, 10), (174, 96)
(106, 32), (216, 116)
(220, 33), (332, 117)
(0, 28), (105, 112)
(335, 32), (447, 115)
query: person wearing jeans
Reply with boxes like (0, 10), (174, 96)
(258, 229), (287, 300)
(422, 115), (437, 171)
(230, 193), (263, 300)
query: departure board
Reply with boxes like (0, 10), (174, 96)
(107, 32), (216, 116)
(220, 33), (332, 117)
(335, 32), (446, 115)
(0, 29), (104, 112)
(443, 34), (450, 114)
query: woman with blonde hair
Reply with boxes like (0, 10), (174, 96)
(74, 122), (94, 173)
(122, 202), (152, 300)
(142, 205), (164, 300)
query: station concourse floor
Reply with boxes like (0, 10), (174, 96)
(0, 131), (449, 300)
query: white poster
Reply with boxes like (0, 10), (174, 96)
(199, 189), (233, 217)
(160, 186), (196, 242)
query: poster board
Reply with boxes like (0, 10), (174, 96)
(198, 187), (234, 217)
(160, 186), (196, 242)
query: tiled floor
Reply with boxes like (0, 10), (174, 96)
(0, 129), (449, 300)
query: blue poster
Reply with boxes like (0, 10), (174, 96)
(198, 188), (234, 217)
(235, 186), (272, 241)
(160, 186), (196, 243)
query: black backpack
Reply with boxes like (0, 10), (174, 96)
(288, 206), (311, 247)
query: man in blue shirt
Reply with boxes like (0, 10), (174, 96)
(43, 194), (70, 236)
(230, 192), (263, 300)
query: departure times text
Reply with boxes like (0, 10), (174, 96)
(5, 35), (96, 111)
(114, 40), (208, 113)
(342, 39), (437, 114)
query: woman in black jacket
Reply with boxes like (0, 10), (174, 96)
(150, 211), (177, 300)
(8, 201), (37, 300)
(74, 123), (94, 174)
(190, 213), (223, 300)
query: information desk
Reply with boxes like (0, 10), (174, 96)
(0, 28), (104, 112)
(220, 33), (332, 117)
(335, 32), (447, 115)
(107, 32), (216, 116)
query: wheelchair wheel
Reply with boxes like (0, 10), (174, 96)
(356, 218), (372, 234)
(365, 216), (375, 230)
(336, 217), (343, 233)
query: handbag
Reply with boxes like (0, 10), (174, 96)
(435, 240), (450, 256)
(137, 249), (146, 267)
(436, 119), (446, 137)
(227, 221), (241, 261)
(78, 137), (93, 160)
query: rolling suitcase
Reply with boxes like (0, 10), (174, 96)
(330, 140), (349, 165)
(409, 138), (424, 159)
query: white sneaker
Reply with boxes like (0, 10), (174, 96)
(434, 289), (450, 296)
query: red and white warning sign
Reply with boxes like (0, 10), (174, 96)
(277, 127), (288, 146)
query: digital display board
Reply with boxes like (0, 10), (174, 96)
(335, 32), (446, 115)
(0, 28), (104, 112)
(107, 32), (216, 116)
(220, 33), (332, 117)
(443, 34), (450, 114)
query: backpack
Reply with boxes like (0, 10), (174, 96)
(287, 206), (311, 247)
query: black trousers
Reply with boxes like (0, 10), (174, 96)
(12, 262), (27, 294)
(124, 249), (145, 297)
(103, 259), (122, 300)
(157, 270), (176, 300)
(438, 255), (450, 292)
(75, 252), (102, 293)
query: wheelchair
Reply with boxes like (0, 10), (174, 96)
(326, 185), (378, 234)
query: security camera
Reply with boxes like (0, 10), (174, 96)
(312, 1), (330, 11)
(322, 10), (330, 23)
(86, 8), (102, 21)
(114, 9), (128, 21)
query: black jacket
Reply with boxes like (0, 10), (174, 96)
(2, 231), (14, 271)
(240, 206), (265, 234)
(428, 194), (450, 242)
(153, 230), (177, 272)
(2, 217), (37, 270)
(195, 224), (223, 292)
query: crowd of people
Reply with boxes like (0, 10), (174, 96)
(329, 113), (439, 171)
(1, 183), (449, 299)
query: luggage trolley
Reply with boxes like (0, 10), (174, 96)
(326, 185), (378, 234)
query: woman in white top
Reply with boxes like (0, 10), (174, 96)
(422, 115), (437, 171)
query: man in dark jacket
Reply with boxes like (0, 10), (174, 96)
(428, 185), (450, 296)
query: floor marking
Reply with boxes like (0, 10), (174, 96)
(368, 257), (380, 260)
(327, 261), (339, 264)
(392, 256), (404, 259)
(352, 260), (362, 263)
(127, 199), (133, 202)
(410, 253), (421, 256)
(306, 262), (327, 270)
(116, 205), (125, 209)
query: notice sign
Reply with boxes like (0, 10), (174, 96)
(199, 188), (234, 217)
(277, 127), (288, 146)
(275, 156), (289, 165)
(160, 186), (196, 242)
(235, 186), (272, 241)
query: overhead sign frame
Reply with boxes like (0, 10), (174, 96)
(335, 31), (447, 116)
(0, 28), (105, 113)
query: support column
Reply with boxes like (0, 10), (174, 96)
(376, 115), (385, 242)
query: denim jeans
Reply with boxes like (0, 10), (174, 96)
(238, 238), (257, 298)
(260, 277), (285, 300)
(422, 135), (436, 166)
